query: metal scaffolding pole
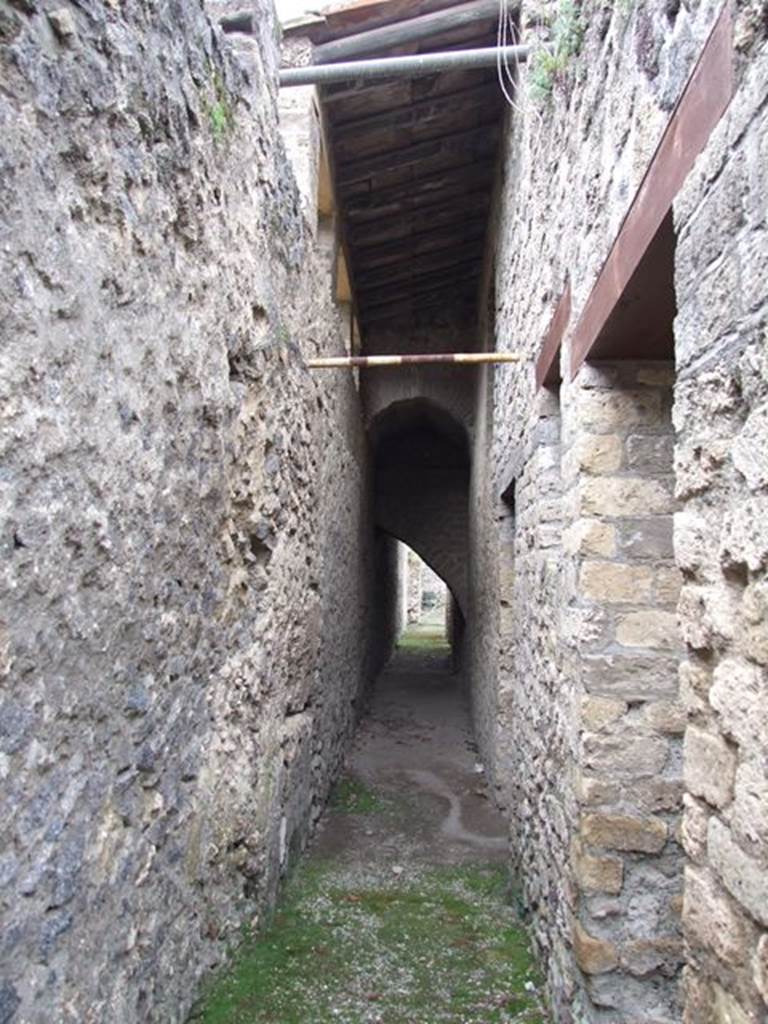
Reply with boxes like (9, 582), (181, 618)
(307, 352), (522, 369)
(279, 45), (531, 87)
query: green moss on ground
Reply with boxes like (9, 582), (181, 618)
(193, 860), (547, 1024)
(328, 774), (390, 815)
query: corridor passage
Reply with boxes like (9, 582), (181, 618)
(195, 627), (548, 1024)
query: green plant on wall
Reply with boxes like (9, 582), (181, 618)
(205, 68), (235, 143)
(529, 0), (585, 103)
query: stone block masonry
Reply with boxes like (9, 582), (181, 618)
(0, 2), (374, 1022)
(563, 363), (683, 1023)
(476, 0), (768, 1021)
(674, 27), (768, 1024)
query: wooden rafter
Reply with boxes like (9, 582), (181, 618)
(331, 81), (496, 133)
(358, 268), (482, 312)
(336, 121), (500, 185)
(356, 255), (483, 294)
(348, 195), (490, 248)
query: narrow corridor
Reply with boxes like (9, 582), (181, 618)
(194, 627), (548, 1024)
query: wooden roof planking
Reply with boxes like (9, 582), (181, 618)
(284, 0), (513, 336)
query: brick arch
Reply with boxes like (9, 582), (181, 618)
(370, 399), (469, 616)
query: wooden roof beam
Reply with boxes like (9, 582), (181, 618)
(367, 262), (482, 296)
(358, 264), (482, 306)
(330, 81), (497, 134)
(361, 293), (476, 326)
(336, 122), (499, 185)
(352, 207), (489, 253)
(348, 198), (490, 248)
(313, 0), (501, 63)
(351, 226), (486, 270)
(333, 100), (501, 162)
(345, 182), (493, 227)
(356, 254), (483, 293)
(341, 161), (494, 208)
(318, 65), (492, 106)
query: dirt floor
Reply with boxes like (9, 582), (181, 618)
(193, 625), (549, 1023)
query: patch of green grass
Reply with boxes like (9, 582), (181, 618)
(193, 862), (548, 1024)
(328, 774), (389, 815)
(397, 625), (450, 652)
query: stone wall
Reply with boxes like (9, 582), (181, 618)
(406, 548), (424, 625)
(366, 530), (403, 682)
(563, 363), (683, 1021)
(477, 0), (768, 1020)
(362, 314), (478, 437)
(0, 3), (372, 1021)
(397, 541), (409, 636)
(674, 32), (768, 1024)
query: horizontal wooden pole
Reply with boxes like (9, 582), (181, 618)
(307, 352), (522, 369)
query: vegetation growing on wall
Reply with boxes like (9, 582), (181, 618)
(206, 68), (235, 142)
(529, 0), (585, 103)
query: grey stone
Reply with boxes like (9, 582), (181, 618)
(0, 983), (20, 1024)
(0, 0), (765, 1021)
(15, 782), (58, 844)
(0, 703), (33, 755)
(0, 8), (22, 42)
(18, 855), (47, 897)
(582, 653), (680, 701)
(123, 685), (153, 718)
(50, 834), (85, 909)
(0, 854), (18, 890)
(582, 732), (669, 779)
(626, 435), (675, 474)
(38, 911), (73, 964)
(0, 0), (375, 1017)
(618, 517), (674, 560)
(708, 817), (768, 929)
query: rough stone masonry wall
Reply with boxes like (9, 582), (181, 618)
(468, 348), (566, 817)
(481, 0), (767, 1020)
(407, 548), (424, 625)
(562, 363), (683, 1021)
(673, 30), (768, 1024)
(0, 3), (372, 1022)
(367, 530), (404, 677)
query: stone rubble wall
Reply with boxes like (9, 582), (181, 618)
(467, 356), (503, 794)
(362, 315), (478, 437)
(673, 32), (768, 1024)
(407, 548), (424, 625)
(470, 355), (571, 974)
(396, 541), (409, 636)
(562, 363), (683, 1021)
(366, 530), (404, 680)
(0, 2), (373, 1022)
(477, 0), (768, 1021)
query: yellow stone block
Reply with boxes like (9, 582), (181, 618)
(580, 561), (653, 603)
